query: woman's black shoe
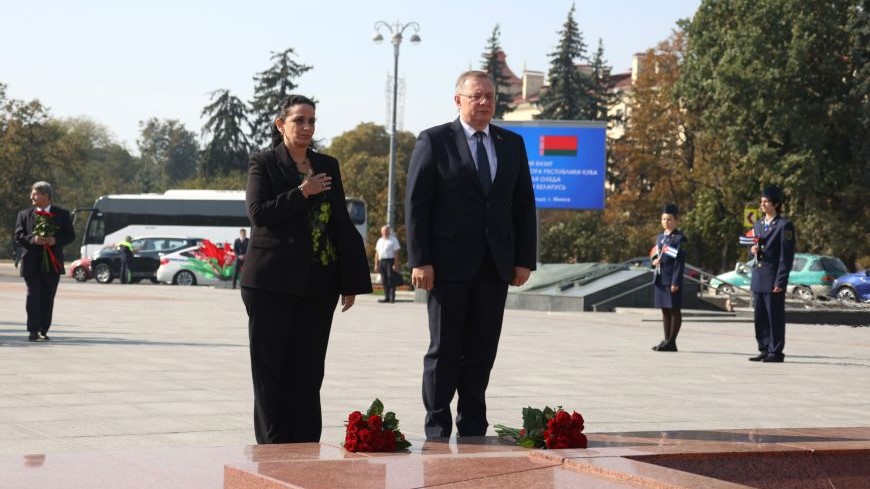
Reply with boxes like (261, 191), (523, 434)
(651, 340), (666, 351)
(658, 341), (678, 352)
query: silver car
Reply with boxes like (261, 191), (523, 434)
(155, 245), (234, 286)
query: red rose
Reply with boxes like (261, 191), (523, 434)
(372, 432), (386, 451)
(358, 443), (373, 452)
(359, 428), (373, 444)
(348, 411), (363, 425)
(382, 430), (396, 452)
(344, 438), (357, 452)
(555, 410), (571, 426)
(368, 415), (383, 432)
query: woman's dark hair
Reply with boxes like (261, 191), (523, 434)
(271, 95), (316, 148)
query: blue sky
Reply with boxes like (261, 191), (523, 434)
(1, 0), (700, 152)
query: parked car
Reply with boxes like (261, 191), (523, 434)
(91, 237), (202, 284)
(68, 257), (92, 282)
(155, 245), (234, 286)
(710, 253), (848, 299)
(829, 270), (870, 302)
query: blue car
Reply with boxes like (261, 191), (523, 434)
(829, 270), (870, 302)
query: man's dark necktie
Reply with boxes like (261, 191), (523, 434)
(474, 131), (492, 195)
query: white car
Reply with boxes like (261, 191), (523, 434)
(155, 246), (234, 286)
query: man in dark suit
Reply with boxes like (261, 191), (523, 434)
(232, 228), (249, 289)
(14, 181), (76, 342)
(406, 71), (537, 438)
(749, 185), (796, 363)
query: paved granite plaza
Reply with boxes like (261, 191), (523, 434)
(1, 262), (868, 460)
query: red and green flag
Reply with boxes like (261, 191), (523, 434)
(539, 135), (578, 157)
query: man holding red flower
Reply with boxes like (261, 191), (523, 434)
(14, 182), (75, 342)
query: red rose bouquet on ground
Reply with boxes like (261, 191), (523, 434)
(495, 405), (587, 449)
(343, 399), (411, 452)
(33, 209), (61, 272)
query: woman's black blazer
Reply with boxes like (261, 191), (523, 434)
(240, 143), (372, 297)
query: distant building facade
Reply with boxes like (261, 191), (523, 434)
(497, 51), (646, 142)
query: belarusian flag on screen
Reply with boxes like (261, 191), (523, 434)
(539, 135), (578, 156)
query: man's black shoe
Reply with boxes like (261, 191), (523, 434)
(39, 332), (50, 341)
(28, 333), (39, 342)
(378, 298), (389, 303)
(748, 353), (767, 362)
(762, 354), (785, 363)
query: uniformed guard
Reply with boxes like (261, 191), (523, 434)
(651, 203), (688, 352)
(748, 186), (796, 363)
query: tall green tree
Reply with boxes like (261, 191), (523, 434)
(55, 117), (146, 253)
(325, 122), (416, 257)
(537, 3), (595, 120)
(137, 118), (200, 185)
(249, 48), (313, 148)
(848, 1), (869, 175)
(588, 39), (616, 122)
(480, 24), (514, 119)
(0, 84), (143, 258)
(0, 87), (67, 258)
(678, 0), (867, 268)
(200, 89), (251, 176)
(606, 31), (698, 265)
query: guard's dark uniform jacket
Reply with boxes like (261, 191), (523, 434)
(750, 214), (796, 357)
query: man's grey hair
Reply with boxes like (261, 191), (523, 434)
(32, 181), (53, 200)
(455, 70), (494, 94)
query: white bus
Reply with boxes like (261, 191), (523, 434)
(74, 189), (368, 259)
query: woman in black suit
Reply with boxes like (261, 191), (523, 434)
(651, 204), (687, 352)
(240, 95), (372, 444)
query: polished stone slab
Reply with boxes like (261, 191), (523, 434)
(1, 428), (868, 488)
(223, 429), (870, 489)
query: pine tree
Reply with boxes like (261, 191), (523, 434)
(588, 39), (615, 122)
(537, 3), (595, 120)
(249, 48), (312, 148)
(480, 24), (514, 119)
(200, 89), (251, 176)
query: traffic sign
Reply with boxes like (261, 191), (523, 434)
(744, 205), (760, 228)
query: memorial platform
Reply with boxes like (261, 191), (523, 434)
(2, 428), (868, 488)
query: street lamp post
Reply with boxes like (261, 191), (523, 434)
(373, 20), (420, 231)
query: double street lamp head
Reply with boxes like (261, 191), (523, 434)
(372, 20), (422, 47)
